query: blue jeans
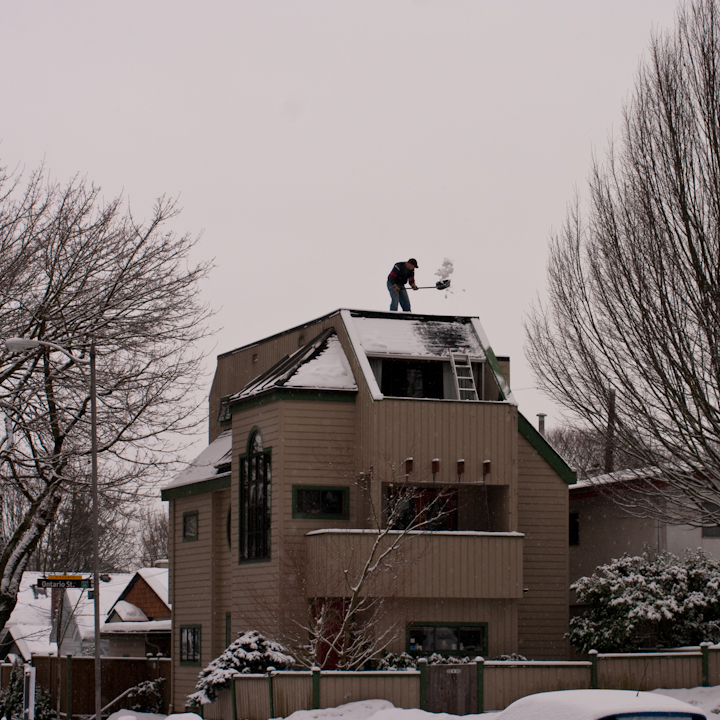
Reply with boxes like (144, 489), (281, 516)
(388, 280), (411, 311)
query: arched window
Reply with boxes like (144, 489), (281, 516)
(239, 429), (271, 561)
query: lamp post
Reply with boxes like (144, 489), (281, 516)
(4, 338), (101, 720)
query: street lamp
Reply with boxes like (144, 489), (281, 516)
(4, 338), (101, 720)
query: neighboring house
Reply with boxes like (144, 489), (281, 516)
(569, 469), (720, 593)
(162, 309), (576, 708)
(102, 567), (172, 657)
(0, 568), (171, 661)
(0, 572), (56, 661)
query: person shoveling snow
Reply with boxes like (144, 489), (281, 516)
(387, 258), (452, 312)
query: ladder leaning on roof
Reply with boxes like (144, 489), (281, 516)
(450, 352), (479, 401)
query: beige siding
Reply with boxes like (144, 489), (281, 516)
(516, 434), (569, 660)
(212, 488), (233, 658)
(381, 598), (518, 658)
(172, 493), (214, 709)
(305, 530), (523, 599)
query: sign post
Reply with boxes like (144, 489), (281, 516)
(23, 665), (36, 720)
(37, 575), (92, 589)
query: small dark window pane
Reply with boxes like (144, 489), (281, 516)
(381, 360), (444, 399)
(296, 488), (345, 516)
(408, 624), (484, 655)
(180, 627), (201, 663)
(569, 512), (579, 546)
(183, 512), (198, 541)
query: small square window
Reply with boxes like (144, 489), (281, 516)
(180, 626), (201, 664)
(293, 486), (349, 519)
(183, 511), (198, 541)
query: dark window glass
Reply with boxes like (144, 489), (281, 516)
(569, 512), (580, 546)
(381, 360), (444, 399)
(240, 431), (271, 561)
(407, 624), (484, 655)
(295, 488), (347, 517)
(183, 512), (198, 541)
(180, 626), (201, 663)
(388, 487), (457, 531)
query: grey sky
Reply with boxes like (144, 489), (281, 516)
(0, 1), (680, 449)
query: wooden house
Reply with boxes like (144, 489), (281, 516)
(162, 309), (575, 708)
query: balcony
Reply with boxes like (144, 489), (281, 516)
(304, 529), (524, 600)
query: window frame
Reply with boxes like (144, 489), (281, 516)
(405, 621), (488, 657)
(179, 625), (202, 665)
(182, 510), (199, 542)
(238, 428), (272, 563)
(292, 485), (350, 520)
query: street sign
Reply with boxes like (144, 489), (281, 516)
(37, 575), (91, 589)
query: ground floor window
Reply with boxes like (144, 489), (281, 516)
(180, 625), (201, 664)
(407, 622), (487, 656)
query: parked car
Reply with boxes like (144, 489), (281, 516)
(488, 689), (707, 719)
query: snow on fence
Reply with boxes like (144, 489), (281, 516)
(203, 645), (720, 719)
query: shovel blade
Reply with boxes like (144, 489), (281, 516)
(435, 279), (451, 290)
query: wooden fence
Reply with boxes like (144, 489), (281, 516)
(202, 644), (720, 719)
(1, 655), (171, 718)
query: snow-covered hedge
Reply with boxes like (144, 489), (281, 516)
(187, 630), (294, 705)
(569, 548), (720, 652)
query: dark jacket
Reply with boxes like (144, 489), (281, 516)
(388, 262), (415, 287)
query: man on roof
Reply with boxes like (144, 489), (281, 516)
(387, 258), (418, 312)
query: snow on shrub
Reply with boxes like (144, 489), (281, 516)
(187, 630), (294, 705)
(569, 547), (720, 652)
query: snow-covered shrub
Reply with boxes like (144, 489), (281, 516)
(376, 651), (493, 670)
(187, 630), (294, 705)
(569, 548), (720, 652)
(125, 678), (165, 713)
(0, 661), (53, 720)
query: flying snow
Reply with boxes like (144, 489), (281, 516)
(435, 258), (454, 297)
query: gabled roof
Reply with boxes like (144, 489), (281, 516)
(232, 328), (357, 402)
(163, 430), (232, 493)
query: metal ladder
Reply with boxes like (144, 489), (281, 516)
(450, 353), (479, 401)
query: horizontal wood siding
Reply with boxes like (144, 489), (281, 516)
(213, 488), (233, 658)
(516, 433), (569, 660)
(484, 662), (591, 711)
(597, 653), (702, 690)
(305, 531), (523, 599)
(382, 597), (518, 658)
(210, 315), (343, 441)
(172, 492), (214, 709)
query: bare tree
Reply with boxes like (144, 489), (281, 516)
(526, 0), (720, 526)
(0, 164), (213, 631)
(137, 507), (169, 568)
(286, 464), (453, 670)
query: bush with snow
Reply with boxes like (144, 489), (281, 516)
(569, 548), (720, 652)
(187, 630), (294, 705)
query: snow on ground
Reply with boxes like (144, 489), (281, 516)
(107, 686), (720, 720)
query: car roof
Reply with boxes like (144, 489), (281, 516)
(496, 689), (707, 720)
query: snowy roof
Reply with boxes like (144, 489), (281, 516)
(163, 429), (232, 491)
(347, 312), (486, 358)
(65, 573), (133, 640)
(570, 466), (664, 492)
(101, 619), (171, 634)
(232, 328), (357, 401)
(136, 567), (170, 607)
(108, 600), (148, 622)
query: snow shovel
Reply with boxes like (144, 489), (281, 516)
(415, 279), (451, 290)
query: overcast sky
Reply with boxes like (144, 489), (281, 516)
(0, 1), (681, 453)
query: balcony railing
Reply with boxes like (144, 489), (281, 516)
(304, 529), (524, 600)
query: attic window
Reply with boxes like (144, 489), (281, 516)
(218, 397), (231, 423)
(380, 359), (444, 399)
